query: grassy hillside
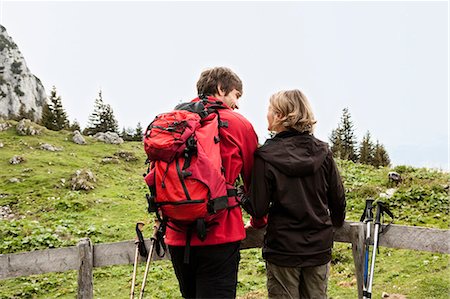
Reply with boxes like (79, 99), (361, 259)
(0, 120), (448, 298)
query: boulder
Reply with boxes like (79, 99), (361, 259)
(40, 143), (62, 151)
(0, 205), (15, 220)
(0, 121), (11, 132)
(9, 155), (25, 164)
(70, 169), (96, 191)
(16, 119), (42, 136)
(114, 150), (138, 162)
(93, 132), (124, 144)
(72, 130), (86, 145)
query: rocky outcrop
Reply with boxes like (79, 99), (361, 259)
(0, 25), (47, 121)
(16, 119), (43, 135)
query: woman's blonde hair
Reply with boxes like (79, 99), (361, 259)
(269, 89), (317, 133)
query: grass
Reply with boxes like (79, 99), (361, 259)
(0, 120), (449, 298)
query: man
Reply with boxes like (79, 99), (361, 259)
(166, 67), (262, 298)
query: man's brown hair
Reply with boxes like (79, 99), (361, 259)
(196, 67), (243, 96)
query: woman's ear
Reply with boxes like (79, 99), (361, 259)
(273, 112), (282, 121)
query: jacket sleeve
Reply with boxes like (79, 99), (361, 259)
(239, 126), (258, 191)
(242, 154), (272, 220)
(326, 151), (346, 227)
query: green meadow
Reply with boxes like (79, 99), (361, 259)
(0, 121), (448, 298)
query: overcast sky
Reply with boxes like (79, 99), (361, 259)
(0, 1), (448, 170)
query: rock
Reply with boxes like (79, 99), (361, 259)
(9, 155), (25, 164)
(72, 130), (86, 145)
(380, 188), (396, 199)
(114, 150), (138, 162)
(101, 157), (120, 164)
(388, 171), (402, 183)
(0, 205), (15, 219)
(93, 131), (124, 144)
(0, 25), (47, 121)
(0, 121), (11, 132)
(16, 119), (42, 136)
(382, 293), (407, 299)
(40, 143), (62, 151)
(8, 178), (20, 183)
(70, 169), (96, 191)
(0, 142), (3, 148)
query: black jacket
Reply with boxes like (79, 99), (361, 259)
(244, 131), (346, 265)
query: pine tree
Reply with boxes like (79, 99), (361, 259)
(340, 108), (358, 162)
(120, 127), (134, 141)
(134, 122), (143, 141)
(359, 131), (374, 165)
(84, 90), (119, 135)
(69, 119), (81, 132)
(329, 127), (343, 159)
(40, 101), (53, 128)
(102, 103), (119, 133)
(330, 108), (358, 162)
(372, 140), (391, 167)
(15, 104), (35, 121)
(40, 86), (69, 131)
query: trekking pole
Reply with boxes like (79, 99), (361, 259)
(365, 200), (394, 299)
(138, 223), (159, 299)
(360, 198), (374, 298)
(130, 222), (146, 299)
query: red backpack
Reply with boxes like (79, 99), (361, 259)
(143, 96), (236, 242)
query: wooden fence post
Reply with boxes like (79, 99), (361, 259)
(77, 238), (93, 299)
(350, 223), (365, 299)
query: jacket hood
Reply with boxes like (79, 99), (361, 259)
(256, 131), (329, 176)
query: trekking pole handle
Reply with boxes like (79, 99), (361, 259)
(360, 198), (375, 222)
(136, 222), (145, 235)
(375, 201), (394, 225)
(374, 201), (383, 225)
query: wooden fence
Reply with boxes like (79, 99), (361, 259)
(1, 221), (449, 298)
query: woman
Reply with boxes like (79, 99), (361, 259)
(244, 89), (346, 299)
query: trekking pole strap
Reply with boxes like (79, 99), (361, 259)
(136, 223), (149, 258)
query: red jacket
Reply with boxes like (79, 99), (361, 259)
(165, 97), (259, 246)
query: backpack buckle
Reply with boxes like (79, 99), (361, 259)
(146, 193), (157, 213)
(207, 196), (229, 214)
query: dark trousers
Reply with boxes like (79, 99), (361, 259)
(169, 242), (241, 299)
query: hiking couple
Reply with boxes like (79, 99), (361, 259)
(145, 66), (346, 299)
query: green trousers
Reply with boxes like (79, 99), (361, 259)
(266, 261), (330, 299)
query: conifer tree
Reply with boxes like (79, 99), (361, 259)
(134, 122), (143, 141)
(102, 103), (119, 133)
(330, 108), (358, 162)
(84, 90), (119, 135)
(330, 127), (343, 159)
(359, 131), (374, 165)
(40, 102), (53, 128)
(15, 104), (35, 121)
(340, 108), (358, 162)
(372, 140), (391, 167)
(120, 127), (134, 141)
(40, 86), (69, 130)
(69, 119), (81, 132)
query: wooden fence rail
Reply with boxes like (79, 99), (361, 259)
(1, 221), (449, 298)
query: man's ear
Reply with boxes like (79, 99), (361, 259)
(217, 85), (226, 96)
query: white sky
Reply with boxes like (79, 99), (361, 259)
(0, 1), (448, 170)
